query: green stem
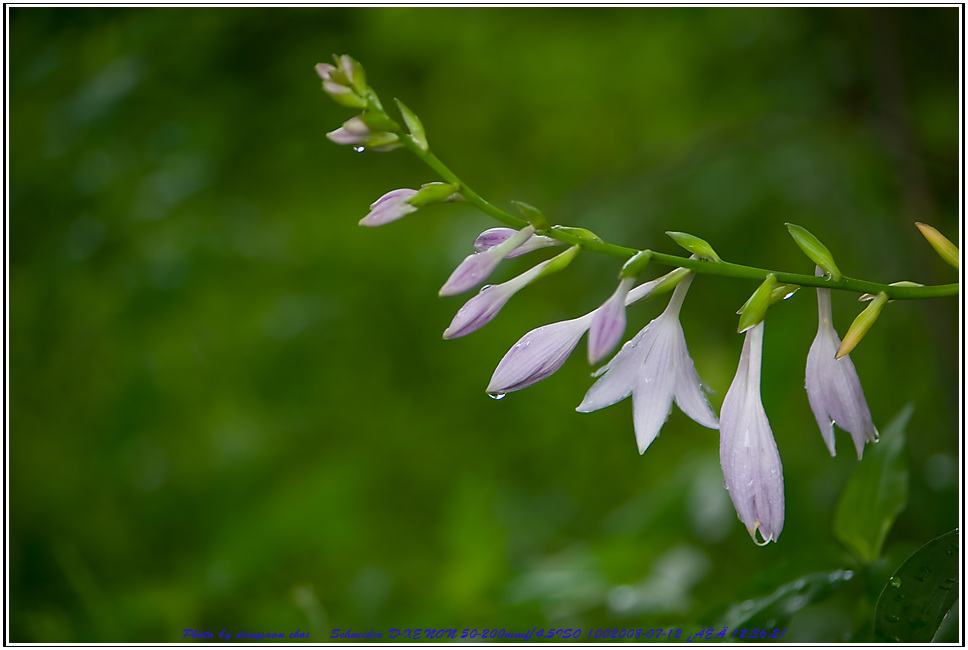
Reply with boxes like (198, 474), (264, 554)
(400, 136), (959, 301)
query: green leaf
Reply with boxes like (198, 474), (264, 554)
(875, 529), (959, 643)
(833, 404), (912, 563)
(717, 570), (855, 631)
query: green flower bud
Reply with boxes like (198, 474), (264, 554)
(360, 109), (400, 134)
(549, 225), (602, 246)
(511, 201), (550, 232)
(737, 274), (777, 333)
(837, 292), (888, 359)
(785, 223), (842, 281)
(915, 222), (959, 269)
(666, 231), (721, 262)
(534, 245), (580, 281)
(620, 250), (653, 278)
(408, 182), (460, 207)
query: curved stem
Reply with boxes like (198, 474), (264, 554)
(400, 136), (959, 301)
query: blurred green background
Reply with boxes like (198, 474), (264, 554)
(9, 7), (960, 643)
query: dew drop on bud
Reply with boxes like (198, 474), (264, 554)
(488, 392), (506, 400)
(353, 146), (365, 153)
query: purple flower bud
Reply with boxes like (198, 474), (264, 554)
(805, 281), (878, 459)
(587, 276), (635, 365)
(315, 63), (336, 79)
(439, 226), (535, 297)
(359, 188), (419, 227)
(487, 313), (596, 395)
(577, 275), (719, 454)
(442, 255), (549, 339)
(473, 227), (564, 259)
(720, 321), (784, 545)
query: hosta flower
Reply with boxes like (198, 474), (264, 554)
(486, 271), (687, 396)
(587, 276), (635, 365)
(439, 226), (535, 297)
(486, 312), (595, 396)
(443, 250), (558, 339)
(473, 227), (564, 259)
(720, 321), (784, 545)
(805, 282), (878, 459)
(577, 274), (719, 454)
(360, 188), (418, 227)
(326, 116), (400, 151)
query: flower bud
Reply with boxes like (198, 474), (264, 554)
(836, 292), (887, 359)
(665, 231), (721, 262)
(915, 222), (959, 269)
(472, 228), (563, 258)
(785, 223), (842, 280)
(408, 182), (460, 208)
(737, 274), (777, 333)
(620, 250), (652, 278)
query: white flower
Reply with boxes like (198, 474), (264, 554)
(359, 189), (419, 227)
(577, 274), (719, 454)
(805, 283), (878, 459)
(720, 321), (784, 545)
(485, 271), (684, 396)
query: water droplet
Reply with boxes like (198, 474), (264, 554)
(488, 392), (506, 400)
(353, 146), (365, 153)
(890, 576), (902, 587)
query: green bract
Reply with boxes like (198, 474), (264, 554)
(785, 223), (842, 281)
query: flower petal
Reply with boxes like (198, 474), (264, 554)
(359, 188), (419, 227)
(587, 277), (635, 366)
(720, 322), (784, 544)
(487, 313), (594, 394)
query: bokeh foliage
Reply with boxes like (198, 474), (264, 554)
(9, 7), (959, 642)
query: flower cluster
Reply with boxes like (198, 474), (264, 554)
(310, 55), (941, 546)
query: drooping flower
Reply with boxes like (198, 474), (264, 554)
(577, 274), (719, 454)
(473, 227), (564, 259)
(443, 246), (575, 339)
(805, 280), (878, 459)
(439, 226), (535, 297)
(719, 321), (784, 545)
(486, 313), (595, 395)
(360, 189), (419, 227)
(485, 271), (688, 396)
(587, 276), (636, 366)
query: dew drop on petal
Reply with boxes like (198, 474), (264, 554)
(353, 146), (365, 153)
(488, 392), (506, 400)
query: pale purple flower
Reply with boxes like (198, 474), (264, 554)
(577, 274), (719, 454)
(485, 273), (680, 396)
(473, 227), (564, 259)
(487, 312), (595, 395)
(805, 280), (878, 459)
(360, 189), (419, 227)
(720, 321), (784, 545)
(439, 226), (535, 297)
(587, 276), (635, 366)
(326, 117), (400, 151)
(443, 252), (550, 339)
